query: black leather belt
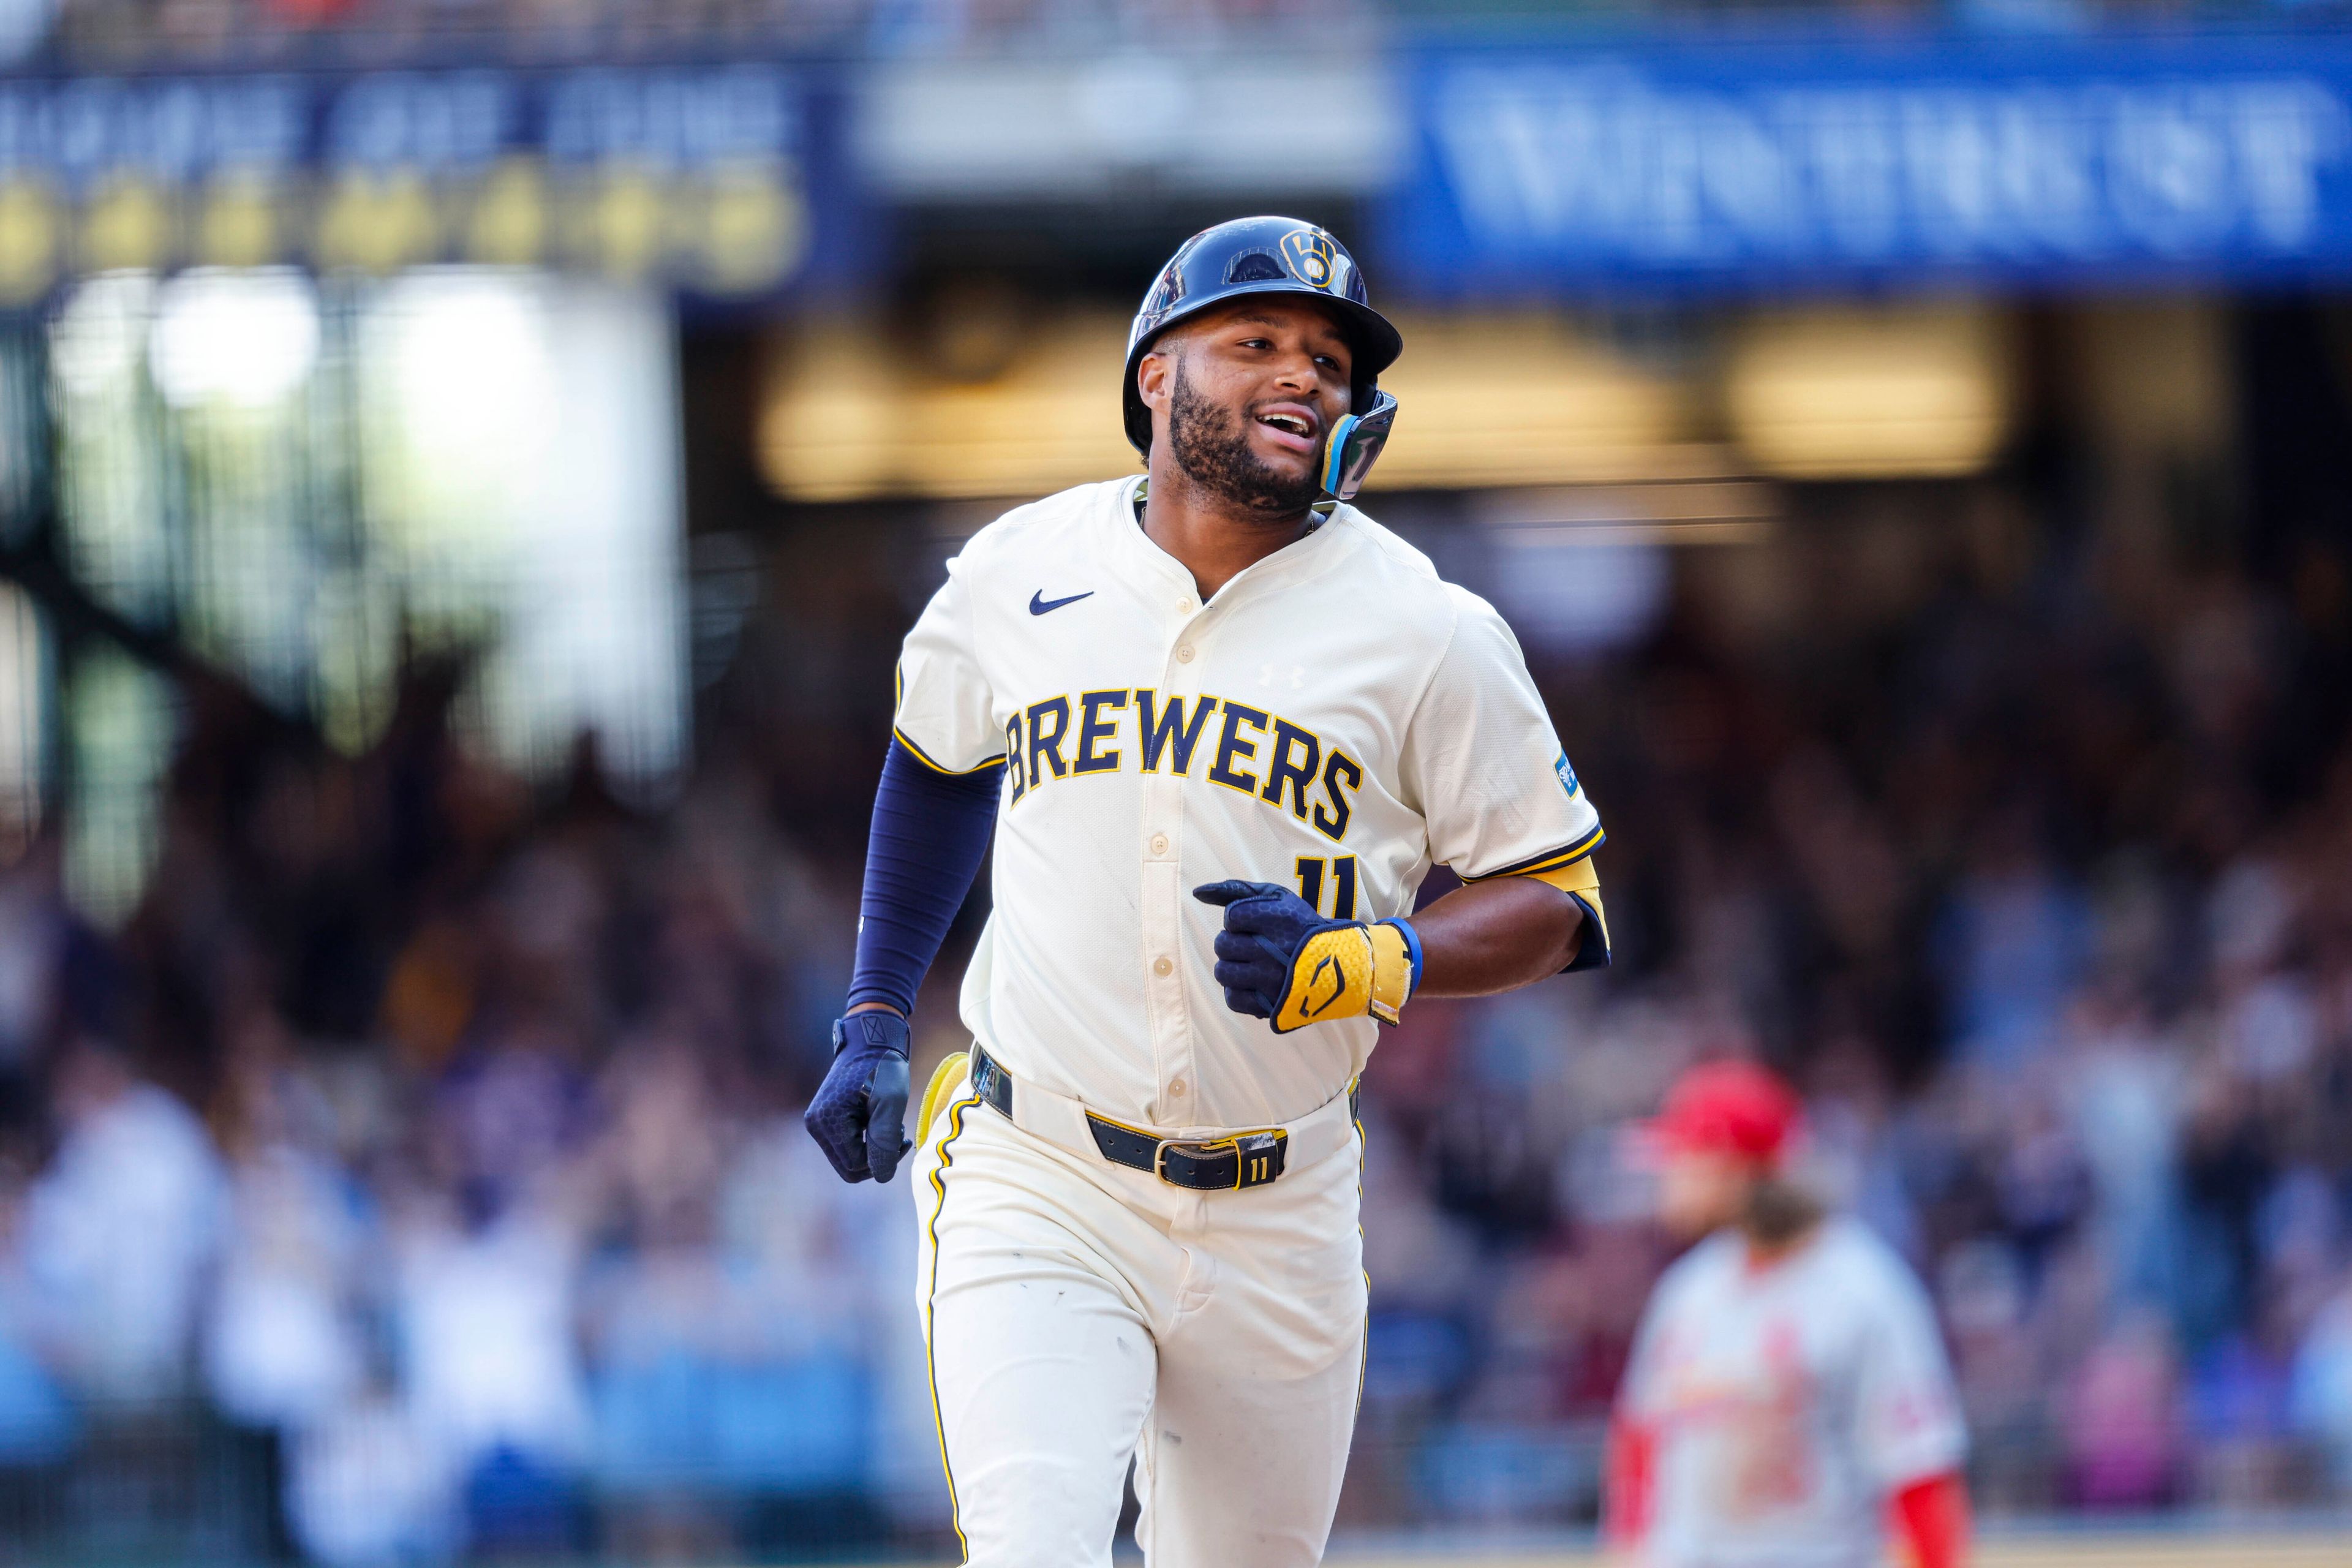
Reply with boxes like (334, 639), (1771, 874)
(968, 1045), (1297, 1192)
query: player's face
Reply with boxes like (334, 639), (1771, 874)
(1657, 1147), (1754, 1240)
(1141, 299), (1356, 518)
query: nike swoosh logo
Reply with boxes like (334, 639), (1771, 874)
(1030, 590), (1095, 616)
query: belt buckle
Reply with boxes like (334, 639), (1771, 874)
(1155, 1129), (1288, 1191)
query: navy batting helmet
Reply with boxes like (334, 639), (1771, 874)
(1122, 216), (1403, 502)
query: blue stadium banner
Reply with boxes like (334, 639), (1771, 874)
(0, 64), (860, 304)
(1384, 34), (2352, 294)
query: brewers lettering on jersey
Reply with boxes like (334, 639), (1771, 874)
(803, 216), (1611, 1568)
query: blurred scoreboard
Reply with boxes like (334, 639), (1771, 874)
(0, 64), (857, 302)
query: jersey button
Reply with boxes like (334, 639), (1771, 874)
(1169, 1079), (1187, 1097)
(1175, 644), (1195, 663)
(1153, 956), (1174, 977)
(1148, 834), (1169, 856)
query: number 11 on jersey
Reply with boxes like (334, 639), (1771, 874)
(1294, 856), (1359, 920)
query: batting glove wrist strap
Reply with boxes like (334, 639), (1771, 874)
(1377, 917), (1424, 1008)
(1194, 881), (1421, 1033)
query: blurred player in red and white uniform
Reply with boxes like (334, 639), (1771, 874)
(1606, 1062), (1971, 1568)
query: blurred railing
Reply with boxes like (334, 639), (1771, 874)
(0, 1408), (279, 1565)
(2, 1403), (2345, 1562)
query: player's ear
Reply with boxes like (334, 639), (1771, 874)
(1137, 342), (1177, 418)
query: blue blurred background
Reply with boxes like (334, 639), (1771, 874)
(0, 1), (2350, 1561)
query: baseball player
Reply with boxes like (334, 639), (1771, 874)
(1607, 1061), (1970, 1568)
(801, 216), (1611, 1566)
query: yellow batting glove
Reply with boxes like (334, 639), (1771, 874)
(1193, 880), (1423, 1034)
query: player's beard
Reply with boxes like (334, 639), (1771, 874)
(1167, 361), (1321, 521)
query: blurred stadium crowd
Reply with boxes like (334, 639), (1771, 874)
(1349, 487), (2352, 1525)
(0, 440), (2340, 1558)
(0, 660), (931, 1559)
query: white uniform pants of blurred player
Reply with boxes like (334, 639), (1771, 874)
(911, 1055), (1368, 1567)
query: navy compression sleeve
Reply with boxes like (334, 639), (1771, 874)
(845, 738), (1001, 1017)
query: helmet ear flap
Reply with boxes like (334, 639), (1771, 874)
(1319, 390), (1398, 502)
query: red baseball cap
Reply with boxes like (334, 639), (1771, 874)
(1638, 1060), (1804, 1167)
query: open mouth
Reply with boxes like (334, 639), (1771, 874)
(1253, 407), (1318, 454)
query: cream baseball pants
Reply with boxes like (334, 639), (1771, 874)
(911, 1055), (1368, 1567)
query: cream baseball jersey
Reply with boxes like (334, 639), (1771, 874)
(1620, 1218), (1967, 1568)
(891, 475), (1603, 1133)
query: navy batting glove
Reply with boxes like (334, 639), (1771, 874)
(805, 1011), (914, 1183)
(1193, 880), (1326, 1018)
(1194, 880), (1423, 1033)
